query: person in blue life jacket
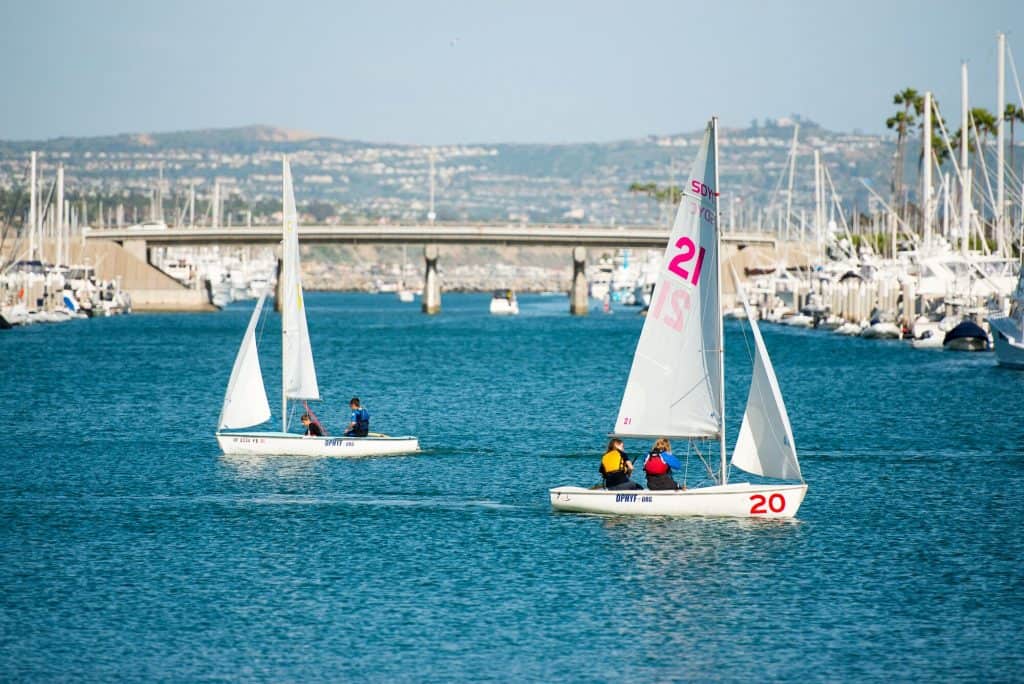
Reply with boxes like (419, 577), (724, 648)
(344, 397), (370, 437)
(599, 438), (642, 491)
(643, 437), (685, 491)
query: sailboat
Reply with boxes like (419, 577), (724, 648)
(549, 118), (807, 518)
(215, 157), (420, 457)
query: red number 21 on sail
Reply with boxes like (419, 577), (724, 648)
(668, 237), (706, 285)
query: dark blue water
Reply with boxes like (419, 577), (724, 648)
(2, 293), (1021, 681)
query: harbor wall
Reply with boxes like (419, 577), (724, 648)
(6, 239), (216, 312)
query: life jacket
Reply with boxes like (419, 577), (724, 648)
(600, 449), (626, 475)
(644, 452), (669, 476)
(353, 408), (370, 432)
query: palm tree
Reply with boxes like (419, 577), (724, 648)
(887, 87), (922, 207)
(1005, 104), (1024, 174)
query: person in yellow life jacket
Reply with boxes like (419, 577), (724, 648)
(599, 438), (643, 490)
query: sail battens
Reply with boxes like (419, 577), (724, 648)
(218, 291), (272, 430)
(613, 122), (721, 440)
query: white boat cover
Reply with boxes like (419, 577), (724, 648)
(281, 158), (320, 400)
(218, 291), (272, 429)
(614, 123), (722, 439)
(730, 273), (803, 481)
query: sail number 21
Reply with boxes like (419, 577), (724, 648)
(668, 236), (706, 286)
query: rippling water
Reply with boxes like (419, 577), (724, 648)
(1, 293), (1021, 680)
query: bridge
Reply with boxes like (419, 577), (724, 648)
(84, 223), (777, 315)
(84, 223), (775, 249)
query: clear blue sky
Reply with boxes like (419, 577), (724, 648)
(1, 0), (1021, 143)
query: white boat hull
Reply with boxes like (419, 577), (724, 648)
(489, 299), (519, 315)
(994, 333), (1024, 368)
(861, 322), (901, 339)
(549, 482), (808, 519)
(217, 431), (420, 457)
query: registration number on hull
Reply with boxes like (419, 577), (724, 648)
(616, 494), (653, 503)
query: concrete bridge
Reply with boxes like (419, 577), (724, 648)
(85, 223), (777, 315)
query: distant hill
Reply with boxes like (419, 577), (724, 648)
(0, 119), (900, 224)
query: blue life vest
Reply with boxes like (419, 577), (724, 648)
(352, 408), (370, 434)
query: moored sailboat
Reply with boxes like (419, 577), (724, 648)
(549, 118), (807, 518)
(215, 157), (420, 457)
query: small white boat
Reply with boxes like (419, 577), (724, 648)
(990, 269), (1024, 369)
(834, 322), (863, 336)
(216, 432), (420, 458)
(550, 118), (807, 519)
(861, 321), (901, 339)
(489, 289), (519, 315)
(215, 157), (420, 458)
(782, 313), (814, 328)
(910, 329), (944, 349)
(397, 289), (416, 303)
(551, 482), (808, 517)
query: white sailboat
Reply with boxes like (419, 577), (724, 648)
(215, 157), (420, 457)
(550, 118), (807, 518)
(990, 268), (1024, 369)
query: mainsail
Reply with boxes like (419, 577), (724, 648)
(280, 157), (320, 406)
(614, 122), (722, 439)
(218, 290), (272, 430)
(730, 273), (803, 481)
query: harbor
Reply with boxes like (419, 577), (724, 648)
(2, 0), (1023, 681)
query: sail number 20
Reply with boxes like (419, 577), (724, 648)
(668, 237), (706, 286)
(749, 493), (786, 514)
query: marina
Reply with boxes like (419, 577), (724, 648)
(2, 1), (1023, 680)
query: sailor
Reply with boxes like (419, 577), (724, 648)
(599, 438), (642, 490)
(643, 438), (684, 491)
(301, 413), (324, 437)
(344, 397), (370, 437)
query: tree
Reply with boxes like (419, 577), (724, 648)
(1005, 103), (1024, 173)
(887, 87), (922, 205)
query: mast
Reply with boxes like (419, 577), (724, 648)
(960, 62), (971, 256)
(56, 165), (64, 266)
(713, 117), (726, 485)
(785, 124), (799, 240)
(29, 152), (37, 262)
(997, 32), (1006, 255)
(281, 157), (288, 433)
(923, 91), (933, 251)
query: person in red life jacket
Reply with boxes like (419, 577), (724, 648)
(344, 397), (370, 437)
(643, 437), (684, 490)
(599, 438), (642, 490)
(300, 413), (324, 436)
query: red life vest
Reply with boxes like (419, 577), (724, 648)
(644, 453), (669, 476)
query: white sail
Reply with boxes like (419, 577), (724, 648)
(218, 291), (272, 430)
(614, 122), (722, 439)
(730, 274), (803, 481)
(281, 157), (320, 402)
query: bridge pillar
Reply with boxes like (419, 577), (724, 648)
(569, 246), (588, 315)
(422, 244), (441, 315)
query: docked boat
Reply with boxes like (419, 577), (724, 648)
(215, 157), (420, 458)
(943, 320), (990, 352)
(489, 289), (520, 315)
(549, 118), (807, 519)
(990, 270), (1024, 368)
